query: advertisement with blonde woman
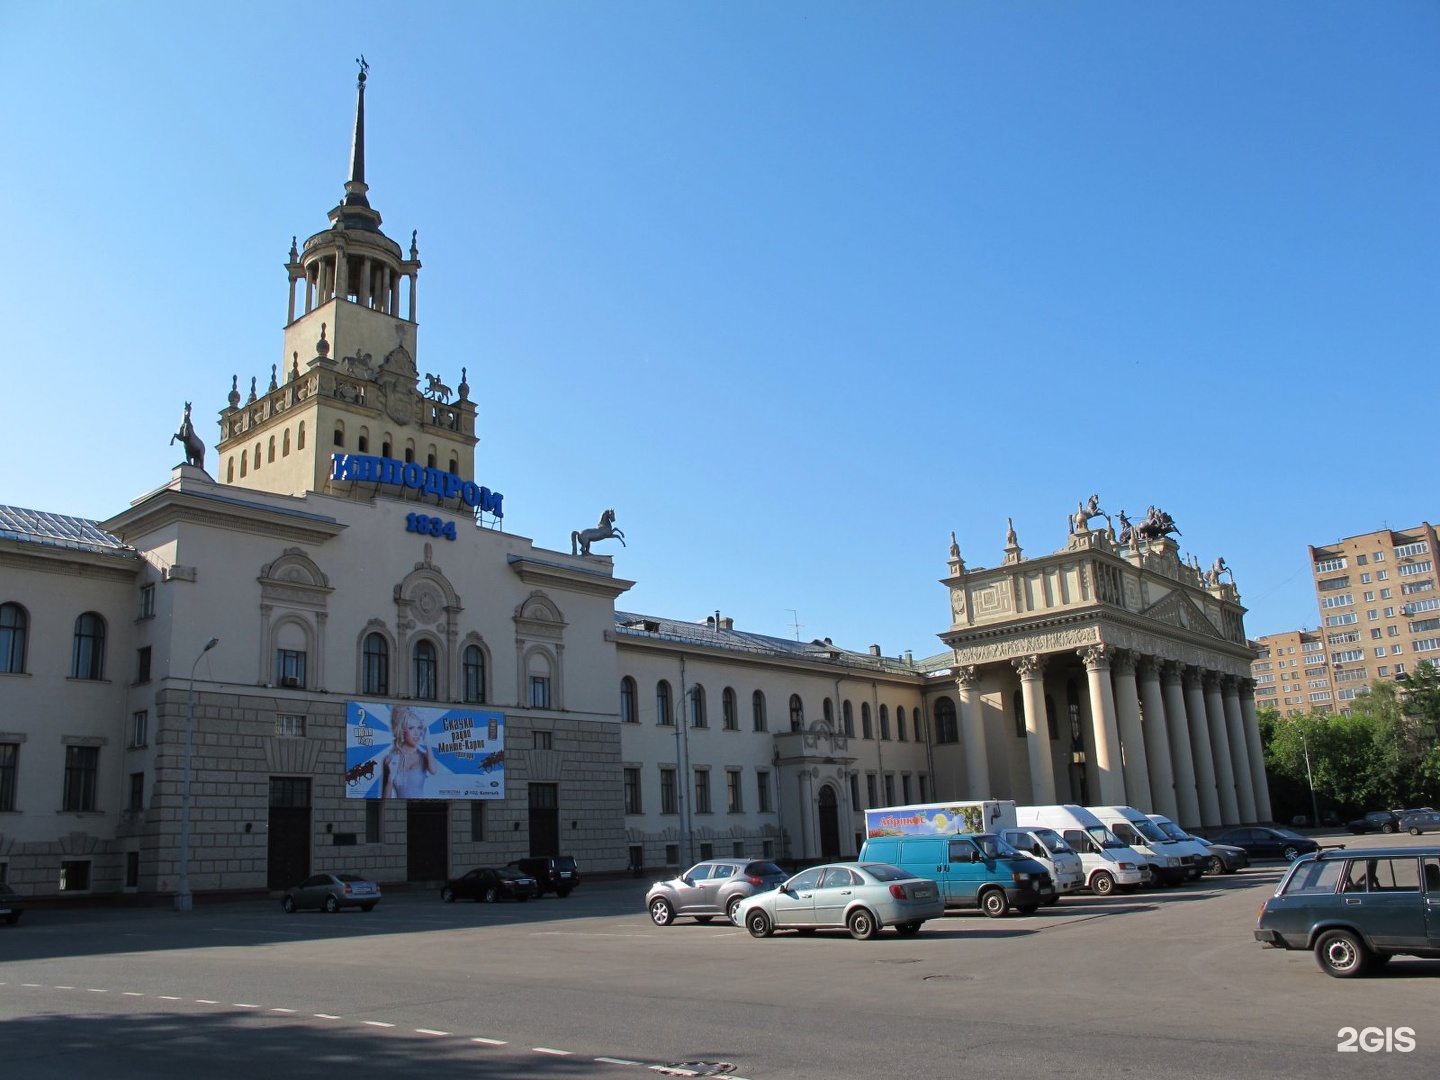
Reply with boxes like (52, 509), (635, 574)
(344, 702), (505, 800)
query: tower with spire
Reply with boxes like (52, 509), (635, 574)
(215, 59), (478, 502)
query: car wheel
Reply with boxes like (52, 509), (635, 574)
(1090, 871), (1116, 897)
(482, 887), (499, 904)
(1282, 845), (1302, 861)
(1381, 823), (1395, 835)
(746, 909), (773, 938)
(895, 921), (923, 936)
(440, 886), (455, 903)
(323, 895), (340, 914)
(1315, 929), (1372, 978)
(648, 897), (675, 927)
(282, 896), (296, 913)
(847, 907), (878, 940)
(726, 896), (744, 924)
(1209, 856), (1225, 876)
(980, 888), (1009, 918)
(1410, 826), (1422, 836)
(360, 903), (375, 912)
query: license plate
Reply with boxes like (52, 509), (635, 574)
(0, 908), (9, 915)
(912, 887), (935, 900)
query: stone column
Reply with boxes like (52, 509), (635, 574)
(798, 769), (816, 859)
(1222, 677), (1257, 823)
(1136, 658), (1177, 821)
(1184, 668), (1221, 827)
(1110, 651), (1152, 812)
(1080, 645), (1126, 805)
(408, 272), (418, 321)
(1161, 662), (1201, 827)
(360, 257), (372, 307)
(336, 247), (349, 301)
(287, 274), (297, 325)
(1013, 655), (1056, 805)
(955, 665), (989, 800)
(1204, 674), (1239, 825)
(304, 265), (315, 314)
(1240, 681), (1273, 822)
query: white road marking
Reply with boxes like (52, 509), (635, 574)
(122, 992), (145, 997)
(470, 1037), (507, 1046)
(271, 1008), (296, 1013)
(534, 1047), (572, 1056)
(86, 989), (107, 993)
(415, 1028), (450, 1036)
(234, 1003), (259, 1009)
(596, 1057), (642, 1065)
(159, 995), (181, 1001)
(314, 1013), (341, 1019)
(195, 999), (219, 1004)
(363, 1020), (395, 1028)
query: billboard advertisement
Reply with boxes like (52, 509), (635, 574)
(345, 702), (505, 800)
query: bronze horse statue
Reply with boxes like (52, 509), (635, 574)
(171, 402), (206, 470)
(572, 509), (625, 556)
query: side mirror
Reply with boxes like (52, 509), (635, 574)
(681, 877), (694, 887)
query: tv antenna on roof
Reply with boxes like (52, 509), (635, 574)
(787, 609), (803, 642)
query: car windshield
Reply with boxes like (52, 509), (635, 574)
(974, 834), (1023, 858)
(1032, 827), (1071, 853)
(1133, 820), (1169, 843)
(1152, 819), (1189, 841)
(745, 862), (785, 878)
(1087, 825), (1127, 849)
(858, 863), (912, 882)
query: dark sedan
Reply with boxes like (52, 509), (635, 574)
(1191, 835), (1250, 875)
(1209, 827), (1320, 862)
(1346, 810), (1401, 835)
(1397, 809), (1440, 836)
(441, 867), (540, 903)
(0, 882), (23, 925)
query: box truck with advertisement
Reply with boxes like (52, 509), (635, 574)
(1015, 804), (1150, 895)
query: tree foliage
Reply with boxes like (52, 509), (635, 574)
(1259, 662), (1440, 823)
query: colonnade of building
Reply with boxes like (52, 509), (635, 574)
(954, 643), (1272, 828)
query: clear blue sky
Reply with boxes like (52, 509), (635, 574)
(2, 2), (1436, 658)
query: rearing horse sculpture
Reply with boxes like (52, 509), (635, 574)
(572, 509), (625, 556)
(171, 401), (206, 470)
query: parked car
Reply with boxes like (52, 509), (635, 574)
(1346, 810), (1402, 835)
(0, 882), (24, 925)
(441, 867), (540, 903)
(1254, 846), (1440, 977)
(506, 856), (580, 897)
(645, 858), (788, 926)
(282, 872), (381, 913)
(1190, 835), (1250, 875)
(734, 862), (945, 940)
(1397, 809), (1440, 835)
(1208, 826), (1320, 862)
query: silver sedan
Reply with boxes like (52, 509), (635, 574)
(734, 862), (944, 940)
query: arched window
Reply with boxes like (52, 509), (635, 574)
(282, 428), (291, 457)
(879, 704), (891, 741)
(789, 694), (804, 732)
(656, 680), (673, 726)
(427, 451), (437, 468)
(267, 435), (276, 463)
(226, 457), (235, 481)
(752, 690), (767, 732)
(896, 706), (908, 742)
(690, 684), (707, 728)
(1, 602), (28, 673)
(71, 612), (106, 680)
(526, 651), (552, 708)
(722, 687), (738, 730)
(382, 438), (392, 458)
(358, 431), (369, 453)
(463, 644), (486, 703)
(822, 698), (834, 727)
(298, 421), (306, 450)
(239, 451), (248, 478)
(449, 457), (459, 474)
(861, 702), (873, 740)
(404, 442), (415, 464)
(413, 639), (438, 700)
(935, 697), (959, 744)
(333, 422), (345, 448)
(362, 633), (389, 696)
(253, 442), (262, 469)
(841, 700), (854, 737)
(619, 676), (637, 723)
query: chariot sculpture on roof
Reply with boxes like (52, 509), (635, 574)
(1117, 505), (1181, 546)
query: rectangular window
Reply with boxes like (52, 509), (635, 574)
(63, 745), (99, 812)
(918, 775), (929, 801)
(135, 646), (152, 684)
(276, 649), (306, 688)
(139, 583), (155, 619)
(128, 771), (144, 811)
(1415, 638), (1440, 653)
(733, 841), (745, 858)
(1396, 542), (1431, 559)
(1314, 556), (1347, 573)
(125, 850), (140, 888)
(529, 676), (551, 708)
(1402, 580), (1436, 595)
(1381, 588), (1393, 598)
(624, 767), (641, 815)
(275, 713), (306, 738)
(1320, 594), (1354, 609)
(726, 769), (743, 813)
(366, 801), (382, 844)
(533, 730), (552, 750)
(1332, 649), (1365, 664)
(665, 843), (680, 865)
(762, 839), (774, 859)
(660, 767), (677, 815)
(694, 769), (712, 814)
(0, 743), (16, 811)
(757, 769), (772, 813)
(699, 842), (714, 860)
(1378, 666), (1389, 677)
(1360, 573), (1372, 584)
(130, 710), (148, 748)
(902, 774), (913, 802)
(1398, 560), (1433, 577)
(883, 774), (896, 805)
(60, 860), (91, 892)
(1408, 598), (1440, 614)
(469, 800), (485, 842)
(1336, 667), (1369, 682)
(1317, 576), (1351, 591)
(1327, 631), (1360, 645)
(1325, 613), (1358, 627)
(1388, 625), (1400, 637)
(1363, 591), (1375, 602)
(866, 773), (878, 808)
(1356, 554), (1368, 566)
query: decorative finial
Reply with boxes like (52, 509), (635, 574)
(356, 54), (369, 85)
(268, 364), (278, 393)
(291, 353), (300, 382)
(228, 375), (241, 409)
(247, 376), (257, 403)
(457, 366), (470, 401)
(288, 235), (298, 261)
(410, 229), (419, 260)
(316, 322), (330, 358)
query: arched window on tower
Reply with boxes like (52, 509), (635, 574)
(333, 422), (345, 448)
(71, 612), (106, 680)
(841, 701), (854, 737)
(253, 442), (262, 469)
(752, 690), (767, 732)
(358, 427), (369, 453)
(226, 457), (235, 482)
(298, 421), (306, 450)
(789, 694), (804, 732)
(1, 602), (28, 674)
(268, 435), (276, 463)
(282, 429), (291, 457)
(413, 640), (438, 700)
(619, 676), (637, 723)
(239, 451), (247, 477)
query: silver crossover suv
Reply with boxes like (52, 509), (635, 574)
(646, 859), (788, 926)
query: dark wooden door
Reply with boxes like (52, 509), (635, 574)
(267, 777), (311, 891)
(528, 783), (560, 856)
(406, 801), (449, 882)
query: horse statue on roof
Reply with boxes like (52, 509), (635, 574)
(572, 509), (625, 556)
(171, 401), (206, 470)
(1070, 493), (1110, 534)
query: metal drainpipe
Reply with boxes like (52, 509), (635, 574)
(678, 655), (692, 867)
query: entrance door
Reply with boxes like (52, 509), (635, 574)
(817, 785), (841, 858)
(528, 783), (560, 856)
(267, 777), (311, 891)
(406, 802), (449, 882)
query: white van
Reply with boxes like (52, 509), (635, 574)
(1016, 805), (1149, 896)
(1145, 814), (1214, 878)
(998, 825), (1086, 900)
(1088, 805), (1200, 886)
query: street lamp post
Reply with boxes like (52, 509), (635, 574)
(176, 637), (219, 911)
(1301, 732), (1320, 828)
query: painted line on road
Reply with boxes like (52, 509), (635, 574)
(470, 1037), (507, 1046)
(122, 992), (145, 997)
(234, 1003), (259, 1009)
(314, 1013), (342, 1019)
(195, 999), (220, 1005)
(596, 1056), (642, 1065)
(416, 1028), (451, 1036)
(363, 1020), (396, 1028)
(54, 985), (75, 990)
(159, 995), (181, 1001)
(86, 988), (107, 993)
(534, 1047), (573, 1056)
(271, 1008), (296, 1013)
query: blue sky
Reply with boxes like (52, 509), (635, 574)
(2, 2), (1436, 657)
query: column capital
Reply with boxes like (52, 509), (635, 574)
(1079, 643), (1114, 671)
(954, 665), (980, 689)
(1202, 671), (1223, 692)
(1135, 655), (1161, 681)
(1183, 666), (1205, 691)
(1110, 650), (1137, 677)
(1221, 674), (1242, 694)
(1160, 659), (1186, 683)
(1013, 654), (1046, 680)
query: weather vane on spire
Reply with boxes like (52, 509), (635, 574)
(356, 54), (369, 84)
